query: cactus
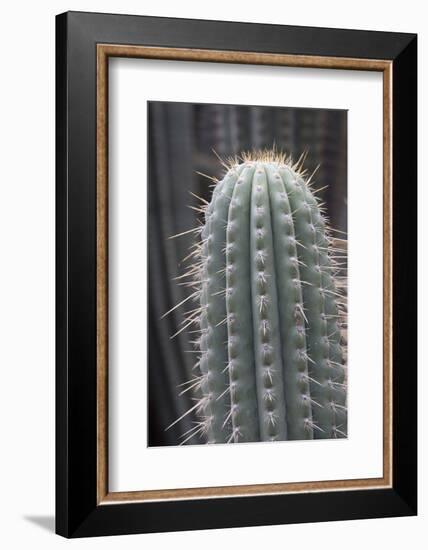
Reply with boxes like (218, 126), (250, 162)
(167, 151), (347, 444)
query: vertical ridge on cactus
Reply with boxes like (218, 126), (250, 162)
(166, 151), (347, 444)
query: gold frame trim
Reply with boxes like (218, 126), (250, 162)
(96, 44), (393, 505)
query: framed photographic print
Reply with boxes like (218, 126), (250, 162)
(56, 11), (417, 538)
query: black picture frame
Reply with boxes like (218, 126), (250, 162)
(56, 11), (417, 538)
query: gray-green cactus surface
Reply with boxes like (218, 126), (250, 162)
(167, 152), (347, 444)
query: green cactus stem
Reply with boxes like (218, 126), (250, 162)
(167, 151), (347, 444)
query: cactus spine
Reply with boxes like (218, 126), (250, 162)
(169, 152), (347, 443)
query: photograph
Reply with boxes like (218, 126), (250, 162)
(0, 0), (421, 545)
(148, 101), (348, 446)
(51, 9), (417, 539)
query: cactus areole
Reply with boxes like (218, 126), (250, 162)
(170, 152), (347, 444)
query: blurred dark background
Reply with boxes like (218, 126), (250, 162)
(148, 101), (347, 446)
